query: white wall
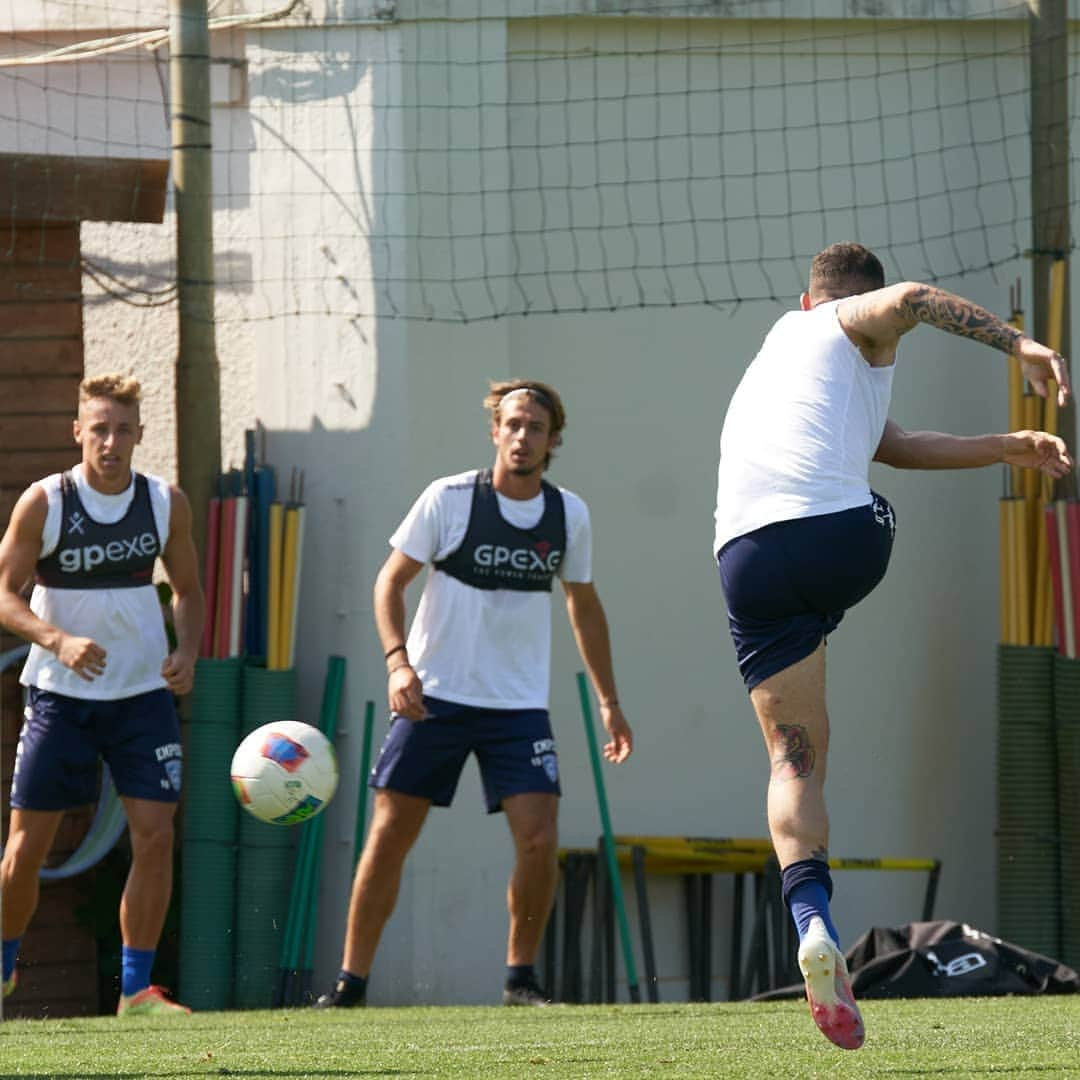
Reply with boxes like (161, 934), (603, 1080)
(318, 11), (1044, 1005)
(0, 3), (1069, 1006)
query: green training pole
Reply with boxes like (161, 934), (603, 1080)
(278, 656), (346, 1003)
(576, 671), (640, 1003)
(353, 700), (376, 866)
(298, 656), (346, 1000)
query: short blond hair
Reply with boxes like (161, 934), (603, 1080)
(79, 373), (141, 409)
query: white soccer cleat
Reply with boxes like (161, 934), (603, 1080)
(797, 916), (865, 1050)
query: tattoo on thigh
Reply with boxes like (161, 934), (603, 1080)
(771, 723), (815, 779)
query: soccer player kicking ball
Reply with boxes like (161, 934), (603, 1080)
(0, 374), (204, 1016)
(315, 379), (633, 1009)
(713, 243), (1072, 1049)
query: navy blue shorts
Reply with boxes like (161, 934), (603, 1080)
(369, 696), (560, 813)
(718, 494), (896, 691)
(10, 687), (182, 811)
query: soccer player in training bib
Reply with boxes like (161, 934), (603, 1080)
(0, 374), (204, 1017)
(315, 379), (633, 1008)
(714, 243), (1072, 1049)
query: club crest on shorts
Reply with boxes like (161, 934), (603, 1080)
(530, 737), (558, 784)
(164, 759), (182, 791)
(871, 494), (896, 539)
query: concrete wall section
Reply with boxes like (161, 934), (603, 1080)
(0, 4), (1064, 1006)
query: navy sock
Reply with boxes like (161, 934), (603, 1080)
(781, 859), (840, 946)
(121, 946), (155, 998)
(338, 969), (367, 992)
(506, 964), (535, 988)
(2, 938), (20, 982)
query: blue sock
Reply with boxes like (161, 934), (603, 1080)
(121, 946), (155, 998)
(781, 859), (840, 946)
(2, 938), (20, 982)
(506, 964), (535, 987)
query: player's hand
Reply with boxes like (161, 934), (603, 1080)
(56, 634), (106, 681)
(1016, 339), (1071, 407)
(1002, 430), (1074, 479)
(161, 649), (197, 695)
(389, 663), (426, 721)
(600, 703), (633, 764)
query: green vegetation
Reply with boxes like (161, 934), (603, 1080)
(1, 997), (1078, 1079)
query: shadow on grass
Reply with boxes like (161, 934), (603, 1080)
(871, 1069), (1070, 1076)
(0, 1073), (419, 1079)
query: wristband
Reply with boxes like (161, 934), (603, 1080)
(600, 699), (619, 708)
(388, 661), (411, 676)
(384, 644), (407, 660)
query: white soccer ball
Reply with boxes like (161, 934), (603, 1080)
(230, 720), (339, 825)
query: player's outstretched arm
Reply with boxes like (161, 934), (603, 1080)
(874, 418), (1074, 477)
(562, 580), (632, 763)
(840, 283), (1071, 406)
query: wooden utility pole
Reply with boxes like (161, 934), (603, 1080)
(170, 0), (221, 558)
(1030, 0), (1074, 464)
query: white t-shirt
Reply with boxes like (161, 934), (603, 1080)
(21, 465), (173, 700)
(713, 299), (895, 554)
(391, 469), (593, 710)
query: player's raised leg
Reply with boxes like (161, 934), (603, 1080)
(750, 644), (863, 1051)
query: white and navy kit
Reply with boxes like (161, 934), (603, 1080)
(370, 468), (592, 812)
(10, 466), (183, 810)
(714, 300), (897, 689)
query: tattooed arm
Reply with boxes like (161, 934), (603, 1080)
(837, 283), (1071, 406)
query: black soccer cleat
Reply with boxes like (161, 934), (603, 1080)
(313, 978), (367, 1008)
(502, 977), (550, 1006)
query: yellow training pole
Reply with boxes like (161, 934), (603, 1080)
(1033, 513), (1050, 646)
(278, 506), (300, 670)
(1025, 260), (1067, 647)
(999, 497), (1012, 642)
(1049, 259), (1066, 351)
(286, 505), (306, 671)
(1044, 259), (1065, 437)
(267, 501), (284, 669)
(1002, 494), (1010, 639)
(1007, 357), (1025, 496)
(1015, 497), (1032, 646)
(1008, 303), (1026, 493)
(1057, 502), (1076, 659)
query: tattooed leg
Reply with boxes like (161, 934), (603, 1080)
(750, 644), (831, 869)
(771, 723), (816, 780)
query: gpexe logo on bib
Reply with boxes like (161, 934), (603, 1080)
(57, 531), (159, 574)
(473, 541), (563, 575)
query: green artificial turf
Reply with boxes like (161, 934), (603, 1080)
(0, 997), (1078, 1079)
